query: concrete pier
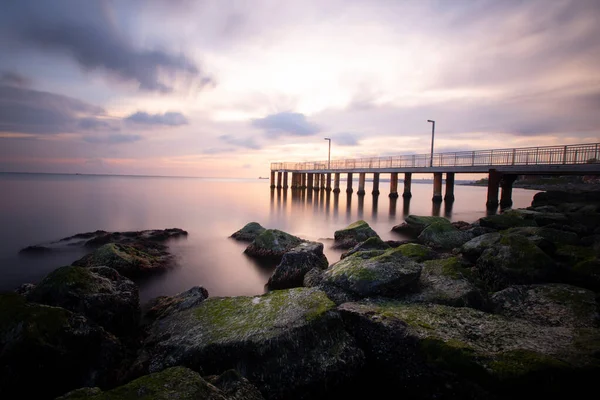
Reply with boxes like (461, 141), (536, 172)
(313, 173), (320, 191)
(500, 174), (518, 208)
(333, 173), (341, 193)
(402, 172), (412, 198)
(357, 173), (366, 195)
(444, 172), (455, 202)
(320, 173), (326, 190)
(372, 173), (380, 195)
(346, 173), (353, 194)
(301, 173), (306, 189)
(486, 169), (502, 209)
(432, 172), (443, 202)
(283, 172), (288, 189)
(326, 173), (332, 191)
(277, 171), (283, 189)
(389, 172), (399, 198)
(270, 170), (276, 189)
(307, 173), (314, 190)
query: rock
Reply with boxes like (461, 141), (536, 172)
(0, 293), (125, 400)
(460, 232), (502, 262)
(418, 221), (473, 250)
(403, 257), (485, 309)
(503, 226), (579, 248)
(531, 190), (600, 209)
(205, 369), (265, 400)
(341, 236), (390, 259)
(230, 222), (266, 242)
(452, 220), (472, 230)
(15, 282), (36, 296)
(56, 367), (229, 400)
(26, 265), (140, 337)
(478, 210), (538, 230)
(267, 242), (328, 290)
(333, 220), (380, 249)
(339, 300), (599, 398)
(476, 234), (557, 291)
(144, 286), (209, 322)
(302, 268), (361, 306)
(554, 244), (597, 265)
(567, 258), (600, 292)
(491, 284), (598, 328)
(321, 247), (422, 298)
(394, 243), (437, 262)
(391, 215), (450, 236)
(72, 243), (170, 279)
(139, 288), (364, 400)
(244, 229), (304, 259)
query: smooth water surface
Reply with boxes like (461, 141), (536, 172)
(0, 173), (539, 302)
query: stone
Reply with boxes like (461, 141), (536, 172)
(244, 229), (304, 259)
(341, 236), (390, 259)
(144, 286), (209, 322)
(230, 222), (266, 242)
(460, 232), (502, 262)
(205, 369), (265, 400)
(267, 242), (328, 290)
(333, 220), (380, 249)
(27, 265), (140, 337)
(138, 288), (364, 400)
(391, 215), (450, 236)
(478, 210), (538, 230)
(394, 243), (437, 262)
(418, 221), (473, 250)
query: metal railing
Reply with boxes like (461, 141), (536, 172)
(271, 143), (600, 171)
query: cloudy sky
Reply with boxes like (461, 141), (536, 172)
(0, 0), (598, 177)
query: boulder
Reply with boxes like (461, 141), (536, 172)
(491, 284), (598, 328)
(460, 232), (502, 262)
(341, 236), (390, 259)
(418, 221), (473, 250)
(478, 210), (538, 230)
(205, 369), (265, 400)
(392, 215), (449, 236)
(321, 247), (422, 298)
(333, 220), (380, 249)
(138, 288), (364, 400)
(394, 243), (437, 262)
(230, 222), (266, 242)
(144, 286), (209, 322)
(503, 226), (579, 250)
(267, 242), (328, 290)
(244, 229), (304, 259)
(302, 268), (360, 306)
(531, 190), (600, 209)
(26, 265), (140, 337)
(72, 243), (171, 279)
(339, 300), (599, 398)
(0, 293), (125, 400)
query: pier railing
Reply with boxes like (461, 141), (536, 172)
(271, 143), (600, 171)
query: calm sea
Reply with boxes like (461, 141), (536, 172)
(0, 173), (538, 302)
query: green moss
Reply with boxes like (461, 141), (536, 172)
(556, 245), (597, 264)
(31, 266), (99, 298)
(422, 257), (473, 280)
(480, 211), (538, 230)
(419, 337), (486, 379)
(397, 243), (434, 262)
(488, 350), (568, 380)
(346, 220), (368, 229)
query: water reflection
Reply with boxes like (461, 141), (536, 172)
(444, 200), (454, 218)
(402, 197), (410, 217)
(389, 196), (397, 219)
(357, 195), (364, 218)
(432, 201), (441, 217)
(372, 195), (378, 221)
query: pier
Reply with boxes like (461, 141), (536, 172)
(271, 143), (600, 209)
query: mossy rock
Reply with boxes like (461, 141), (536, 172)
(491, 283), (598, 328)
(418, 222), (473, 250)
(0, 293), (124, 399)
(139, 287), (364, 399)
(568, 258), (600, 291)
(460, 232), (502, 262)
(333, 220), (380, 249)
(341, 236), (390, 259)
(144, 286), (209, 322)
(244, 229), (304, 259)
(322, 247), (422, 297)
(204, 369), (265, 400)
(56, 367), (231, 400)
(554, 244), (597, 265)
(503, 226), (579, 248)
(267, 242), (329, 290)
(230, 222), (266, 242)
(479, 210), (538, 230)
(395, 243), (437, 262)
(392, 215), (450, 236)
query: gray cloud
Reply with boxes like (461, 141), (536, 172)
(201, 147), (235, 155)
(1, 1), (212, 92)
(330, 132), (360, 146)
(219, 134), (261, 149)
(78, 117), (119, 131)
(252, 112), (320, 138)
(83, 133), (142, 144)
(125, 111), (189, 126)
(0, 71), (31, 88)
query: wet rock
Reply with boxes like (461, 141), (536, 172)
(503, 226), (579, 248)
(321, 247), (422, 298)
(15, 282), (36, 296)
(302, 268), (360, 306)
(139, 287), (364, 400)
(466, 226), (497, 237)
(391, 215), (449, 236)
(491, 284), (598, 328)
(57, 367), (229, 400)
(205, 369), (265, 400)
(418, 221), (473, 250)
(531, 190), (600, 209)
(230, 222), (266, 242)
(394, 243), (437, 262)
(460, 232), (502, 262)
(0, 293), (125, 400)
(267, 242), (328, 290)
(244, 229), (304, 259)
(333, 220), (380, 249)
(341, 236), (390, 259)
(26, 265), (140, 337)
(144, 286), (209, 322)
(479, 210), (538, 230)
(452, 220), (472, 230)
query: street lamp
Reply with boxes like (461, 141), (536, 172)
(427, 120), (435, 167)
(324, 137), (331, 169)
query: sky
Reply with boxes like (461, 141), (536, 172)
(0, 0), (599, 178)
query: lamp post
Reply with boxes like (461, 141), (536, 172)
(324, 137), (331, 169)
(427, 120), (435, 167)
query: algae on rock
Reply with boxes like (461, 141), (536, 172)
(333, 220), (380, 249)
(244, 229), (304, 259)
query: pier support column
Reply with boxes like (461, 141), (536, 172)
(372, 173), (380, 195)
(313, 173), (320, 191)
(346, 173), (353, 194)
(326, 173), (332, 191)
(389, 172), (399, 198)
(432, 173), (443, 202)
(357, 173), (366, 195)
(500, 174), (518, 209)
(301, 173), (306, 189)
(333, 173), (341, 193)
(321, 173), (326, 190)
(444, 172), (455, 202)
(307, 173), (314, 190)
(486, 170), (502, 209)
(277, 172), (282, 189)
(270, 170), (276, 189)
(402, 173), (412, 198)
(283, 172), (288, 189)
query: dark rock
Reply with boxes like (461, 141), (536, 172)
(267, 242), (328, 290)
(531, 190), (600, 209)
(333, 220), (380, 249)
(460, 232), (502, 262)
(391, 215), (449, 236)
(466, 226), (497, 237)
(230, 222), (266, 242)
(244, 229), (304, 259)
(479, 210), (538, 230)
(452, 220), (472, 230)
(205, 369), (265, 400)
(15, 282), (36, 296)
(394, 243), (437, 262)
(341, 236), (390, 259)
(27, 265), (140, 337)
(302, 268), (360, 306)
(144, 286), (209, 322)
(0, 293), (125, 400)
(19, 245), (54, 254)
(418, 221), (473, 250)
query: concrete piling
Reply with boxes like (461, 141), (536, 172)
(486, 169), (502, 209)
(277, 172), (282, 189)
(357, 173), (366, 195)
(402, 172), (412, 198)
(444, 172), (455, 202)
(283, 172), (288, 189)
(389, 172), (399, 198)
(432, 172), (443, 202)
(346, 173), (353, 194)
(372, 173), (380, 195)
(500, 174), (517, 208)
(333, 173), (341, 193)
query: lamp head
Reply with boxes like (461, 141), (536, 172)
(324, 137), (330, 140)
(427, 120), (434, 123)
